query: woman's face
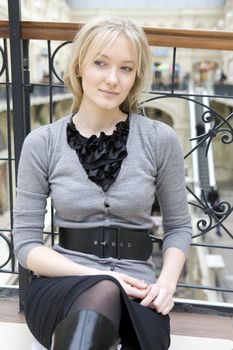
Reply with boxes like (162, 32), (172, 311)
(80, 34), (137, 112)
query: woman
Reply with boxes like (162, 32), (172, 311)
(13, 16), (192, 350)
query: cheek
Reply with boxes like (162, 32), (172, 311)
(82, 68), (100, 86)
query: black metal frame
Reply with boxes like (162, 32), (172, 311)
(0, 0), (232, 311)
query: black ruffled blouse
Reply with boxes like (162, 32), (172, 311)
(66, 114), (129, 192)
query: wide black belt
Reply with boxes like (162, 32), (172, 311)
(59, 226), (153, 261)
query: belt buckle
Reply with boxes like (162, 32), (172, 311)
(102, 227), (119, 259)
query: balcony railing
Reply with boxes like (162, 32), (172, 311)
(0, 1), (232, 314)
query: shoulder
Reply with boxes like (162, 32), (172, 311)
(131, 112), (177, 142)
(24, 114), (71, 147)
(131, 113), (183, 166)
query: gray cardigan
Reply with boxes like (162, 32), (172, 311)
(13, 113), (192, 283)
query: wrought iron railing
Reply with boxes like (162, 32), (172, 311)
(0, 0), (232, 311)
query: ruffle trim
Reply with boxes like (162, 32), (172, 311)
(66, 115), (129, 192)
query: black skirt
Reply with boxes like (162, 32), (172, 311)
(24, 275), (170, 350)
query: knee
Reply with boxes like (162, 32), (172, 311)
(96, 279), (121, 299)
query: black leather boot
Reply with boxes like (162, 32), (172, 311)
(51, 309), (121, 350)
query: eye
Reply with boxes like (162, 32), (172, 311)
(94, 60), (106, 67)
(121, 66), (133, 72)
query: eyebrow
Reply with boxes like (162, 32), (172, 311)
(98, 54), (136, 65)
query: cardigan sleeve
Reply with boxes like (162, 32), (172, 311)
(153, 122), (192, 258)
(12, 126), (50, 268)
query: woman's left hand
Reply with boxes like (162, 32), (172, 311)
(140, 280), (175, 315)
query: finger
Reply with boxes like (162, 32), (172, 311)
(140, 285), (159, 306)
(126, 285), (151, 299)
(123, 283), (150, 299)
(140, 294), (154, 307)
(145, 299), (173, 311)
(104, 272), (148, 291)
(160, 300), (175, 315)
(153, 293), (173, 313)
(152, 289), (170, 311)
(123, 275), (148, 289)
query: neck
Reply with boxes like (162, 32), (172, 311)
(73, 101), (126, 137)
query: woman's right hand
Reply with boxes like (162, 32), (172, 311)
(96, 270), (150, 299)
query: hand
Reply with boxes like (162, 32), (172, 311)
(140, 280), (175, 315)
(100, 270), (150, 299)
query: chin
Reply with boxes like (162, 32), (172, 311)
(97, 102), (121, 111)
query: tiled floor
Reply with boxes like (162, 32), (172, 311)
(0, 322), (233, 350)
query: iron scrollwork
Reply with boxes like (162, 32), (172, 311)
(50, 41), (72, 84)
(0, 232), (12, 269)
(0, 45), (6, 78)
(187, 188), (233, 239)
(140, 92), (233, 239)
(190, 109), (233, 156)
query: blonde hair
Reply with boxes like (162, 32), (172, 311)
(64, 16), (152, 114)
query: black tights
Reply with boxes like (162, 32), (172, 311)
(67, 280), (122, 330)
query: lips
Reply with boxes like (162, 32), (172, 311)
(99, 89), (119, 95)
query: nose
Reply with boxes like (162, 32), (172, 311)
(105, 68), (118, 87)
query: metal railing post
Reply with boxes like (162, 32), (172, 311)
(8, 0), (30, 311)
